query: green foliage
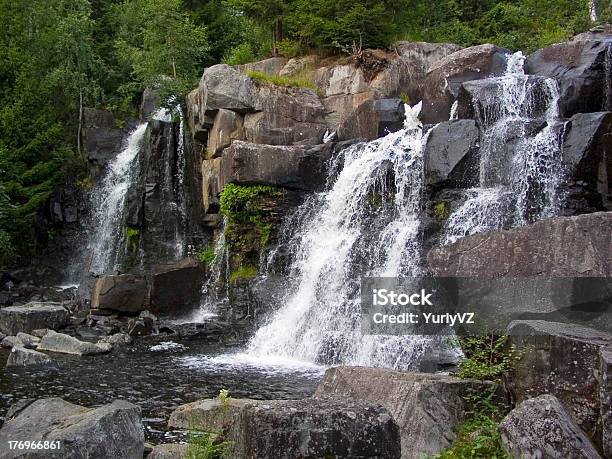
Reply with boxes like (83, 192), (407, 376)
(125, 226), (140, 253)
(276, 39), (303, 58)
(220, 183), (281, 223)
(433, 202), (450, 221)
(185, 389), (232, 459)
(196, 244), (216, 266)
(223, 43), (257, 65)
(246, 70), (317, 91)
(452, 335), (519, 381)
(229, 265), (258, 283)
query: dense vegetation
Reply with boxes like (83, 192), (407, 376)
(0, 0), (608, 266)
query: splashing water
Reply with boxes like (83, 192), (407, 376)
(442, 52), (564, 243)
(244, 103), (440, 369)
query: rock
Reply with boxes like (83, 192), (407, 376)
(201, 157), (222, 214)
(0, 398), (144, 458)
(30, 329), (48, 338)
(279, 55), (318, 77)
(90, 274), (146, 314)
(424, 119), (479, 186)
(600, 346), (612, 457)
(199, 64), (256, 114)
(97, 333), (132, 347)
(186, 88), (210, 145)
(0, 331), (5, 341)
(139, 310), (157, 321)
(428, 212), (612, 277)
(1, 336), (23, 349)
(507, 320), (612, 448)
(561, 112), (612, 212)
(15, 332), (40, 349)
(499, 394), (601, 459)
(229, 397), (400, 459)
(38, 330), (111, 356)
(220, 141), (337, 192)
(140, 87), (160, 120)
(526, 37), (612, 117)
(159, 319), (234, 341)
(235, 57), (287, 76)
(147, 443), (188, 459)
(206, 108), (244, 158)
(421, 44), (510, 124)
(312, 63), (369, 97)
(337, 98), (406, 141)
(168, 398), (262, 430)
(6, 346), (57, 370)
(127, 317), (154, 337)
(314, 366), (501, 458)
(0, 302), (70, 335)
(149, 258), (204, 315)
(321, 92), (373, 126)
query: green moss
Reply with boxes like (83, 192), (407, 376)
(196, 244), (216, 266)
(246, 70), (317, 92)
(125, 226), (140, 253)
(399, 92), (410, 105)
(220, 183), (281, 222)
(229, 265), (257, 283)
(433, 202), (450, 221)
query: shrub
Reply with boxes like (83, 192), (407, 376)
(223, 42), (257, 65)
(454, 335), (519, 381)
(196, 244), (216, 266)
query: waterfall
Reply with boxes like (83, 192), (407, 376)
(87, 123), (148, 275)
(441, 52), (564, 244)
(589, 0), (598, 22)
(245, 104), (439, 369)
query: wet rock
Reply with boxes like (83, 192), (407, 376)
(199, 64), (256, 114)
(600, 346), (612, 457)
(201, 157), (222, 214)
(428, 212), (612, 277)
(38, 330), (111, 356)
(147, 443), (188, 459)
(499, 394), (601, 459)
(127, 317), (154, 337)
(424, 119), (480, 187)
(526, 37), (612, 117)
(98, 332), (132, 347)
(15, 332), (40, 349)
(149, 258), (204, 315)
(421, 44), (510, 124)
(90, 274), (147, 314)
(235, 57), (287, 77)
(206, 108), (244, 158)
(160, 320), (234, 342)
(220, 141), (336, 192)
(0, 398), (144, 458)
(1, 336), (24, 349)
(6, 346), (57, 370)
(314, 366), (501, 458)
(561, 112), (612, 212)
(337, 98), (405, 141)
(506, 320), (612, 447)
(0, 302), (70, 335)
(168, 398), (262, 430)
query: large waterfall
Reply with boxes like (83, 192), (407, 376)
(244, 104), (437, 370)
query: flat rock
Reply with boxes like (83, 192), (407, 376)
(15, 332), (40, 349)
(1, 336), (23, 349)
(0, 398), (144, 458)
(6, 346), (57, 370)
(37, 330), (111, 356)
(147, 443), (188, 459)
(168, 398), (262, 431)
(0, 302), (70, 335)
(499, 394), (601, 459)
(90, 274), (146, 314)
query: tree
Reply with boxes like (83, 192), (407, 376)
(225, 0), (287, 55)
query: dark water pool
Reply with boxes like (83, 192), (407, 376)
(0, 338), (322, 444)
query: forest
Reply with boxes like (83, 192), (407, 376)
(0, 0), (609, 266)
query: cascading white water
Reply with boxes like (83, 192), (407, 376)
(441, 52), (564, 243)
(244, 104), (440, 369)
(88, 123), (148, 275)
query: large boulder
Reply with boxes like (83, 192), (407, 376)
(185, 88), (211, 146)
(201, 157), (222, 214)
(0, 302), (70, 336)
(147, 444), (188, 459)
(198, 64), (256, 114)
(5, 346), (57, 370)
(15, 332), (40, 349)
(37, 330), (111, 356)
(526, 36), (612, 117)
(424, 119), (479, 186)
(337, 98), (405, 141)
(314, 366), (502, 458)
(90, 274), (147, 314)
(206, 108), (244, 158)
(312, 63), (369, 98)
(168, 398), (262, 430)
(220, 141), (338, 192)
(149, 258), (204, 315)
(561, 112), (612, 212)
(428, 212), (612, 277)
(506, 320), (612, 448)
(0, 398), (144, 458)
(421, 44), (510, 124)
(498, 394), (602, 459)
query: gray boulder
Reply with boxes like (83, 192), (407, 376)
(149, 258), (204, 315)
(526, 37), (612, 117)
(0, 302), (70, 335)
(1, 336), (24, 349)
(235, 57), (287, 77)
(220, 141), (337, 192)
(0, 398), (144, 458)
(168, 398), (262, 431)
(421, 44), (510, 124)
(337, 99), (405, 141)
(199, 64), (256, 114)
(90, 274), (146, 314)
(147, 444), (188, 459)
(185, 88), (211, 146)
(499, 394), (601, 459)
(37, 330), (111, 356)
(314, 366), (501, 459)
(424, 119), (479, 186)
(206, 108), (244, 158)
(201, 158), (222, 214)
(6, 346), (57, 370)
(428, 212), (612, 277)
(15, 332), (40, 349)
(97, 333), (132, 347)
(506, 320), (612, 448)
